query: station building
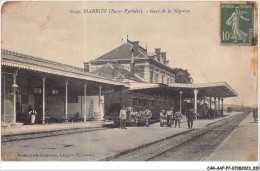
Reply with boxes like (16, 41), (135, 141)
(84, 39), (237, 119)
(84, 39), (178, 118)
(84, 39), (176, 84)
(1, 40), (238, 125)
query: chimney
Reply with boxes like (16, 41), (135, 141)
(162, 52), (166, 64)
(84, 62), (90, 72)
(155, 48), (161, 54)
(132, 41), (139, 57)
(130, 49), (135, 76)
(155, 48), (161, 61)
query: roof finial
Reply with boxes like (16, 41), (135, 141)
(146, 43), (147, 52)
(127, 32), (128, 41)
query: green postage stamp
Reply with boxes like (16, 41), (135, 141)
(220, 3), (254, 45)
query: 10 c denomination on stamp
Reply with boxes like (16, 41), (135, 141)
(220, 3), (254, 45)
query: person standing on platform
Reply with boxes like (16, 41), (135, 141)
(160, 110), (166, 126)
(29, 107), (37, 124)
(138, 110), (145, 126)
(160, 110), (165, 117)
(186, 109), (195, 129)
(119, 106), (127, 129)
(166, 109), (173, 127)
(174, 111), (182, 128)
(170, 108), (175, 125)
(173, 109), (177, 127)
(145, 109), (152, 127)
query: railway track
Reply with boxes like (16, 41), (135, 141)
(111, 112), (250, 161)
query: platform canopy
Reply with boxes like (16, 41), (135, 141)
(129, 82), (238, 98)
(1, 49), (126, 86)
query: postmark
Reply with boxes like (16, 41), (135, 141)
(220, 3), (254, 45)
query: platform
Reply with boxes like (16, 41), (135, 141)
(205, 112), (258, 161)
(1, 112), (242, 161)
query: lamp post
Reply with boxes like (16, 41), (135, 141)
(65, 79), (69, 123)
(193, 89), (198, 115)
(12, 73), (18, 124)
(179, 91), (183, 113)
(83, 82), (87, 122)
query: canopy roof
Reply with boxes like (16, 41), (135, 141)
(129, 82), (238, 98)
(1, 49), (238, 98)
(1, 49), (126, 86)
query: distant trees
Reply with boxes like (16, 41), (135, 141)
(173, 68), (193, 84)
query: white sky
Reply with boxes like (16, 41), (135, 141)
(1, 1), (258, 106)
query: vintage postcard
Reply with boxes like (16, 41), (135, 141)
(0, 1), (258, 170)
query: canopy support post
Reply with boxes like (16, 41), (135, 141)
(193, 89), (198, 118)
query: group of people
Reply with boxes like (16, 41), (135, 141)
(160, 108), (182, 128)
(119, 107), (152, 129)
(160, 108), (195, 129)
(119, 106), (196, 129)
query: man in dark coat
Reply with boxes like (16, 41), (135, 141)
(166, 109), (173, 127)
(186, 109), (195, 129)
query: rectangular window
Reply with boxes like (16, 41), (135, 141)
(150, 100), (155, 106)
(171, 76), (174, 83)
(132, 98), (139, 106)
(114, 86), (122, 92)
(34, 88), (41, 94)
(155, 71), (159, 83)
(150, 70), (153, 83)
(68, 96), (78, 103)
(52, 89), (58, 95)
(162, 72), (165, 84)
(139, 99), (147, 106)
(141, 99), (145, 106)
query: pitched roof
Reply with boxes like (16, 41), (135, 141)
(91, 63), (144, 82)
(93, 40), (148, 61)
(89, 39), (177, 74)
